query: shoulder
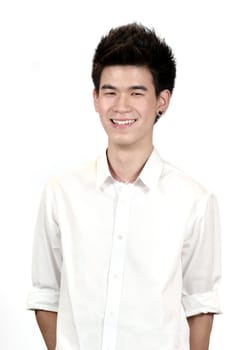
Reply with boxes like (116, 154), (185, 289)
(157, 158), (220, 222)
(43, 156), (100, 194)
(160, 158), (214, 205)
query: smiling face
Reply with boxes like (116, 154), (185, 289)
(93, 65), (170, 151)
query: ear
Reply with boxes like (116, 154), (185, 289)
(93, 89), (99, 112)
(156, 89), (171, 114)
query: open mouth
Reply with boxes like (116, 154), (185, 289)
(110, 119), (137, 126)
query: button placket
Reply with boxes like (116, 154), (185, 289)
(101, 185), (132, 350)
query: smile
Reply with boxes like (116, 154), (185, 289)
(111, 119), (137, 126)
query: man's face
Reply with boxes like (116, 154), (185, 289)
(93, 65), (170, 149)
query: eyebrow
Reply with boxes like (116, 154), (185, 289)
(101, 84), (116, 90)
(129, 85), (148, 91)
(100, 84), (148, 91)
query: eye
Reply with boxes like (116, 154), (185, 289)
(131, 91), (144, 96)
(103, 90), (116, 96)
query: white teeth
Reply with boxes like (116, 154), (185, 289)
(112, 119), (136, 125)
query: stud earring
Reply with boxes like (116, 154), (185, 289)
(154, 110), (163, 124)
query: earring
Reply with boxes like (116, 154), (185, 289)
(154, 110), (163, 124)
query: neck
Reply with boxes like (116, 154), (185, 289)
(107, 144), (154, 183)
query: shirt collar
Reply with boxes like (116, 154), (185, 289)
(96, 150), (114, 190)
(137, 148), (164, 191)
(96, 148), (164, 191)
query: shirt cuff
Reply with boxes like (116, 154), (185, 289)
(27, 287), (59, 312)
(182, 291), (222, 317)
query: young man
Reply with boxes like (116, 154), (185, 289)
(27, 23), (221, 350)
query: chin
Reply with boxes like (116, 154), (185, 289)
(111, 139), (136, 148)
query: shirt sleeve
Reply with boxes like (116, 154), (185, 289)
(27, 180), (62, 312)
(181, 192), (222, 317)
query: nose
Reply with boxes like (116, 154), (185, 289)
(113, 93), (132, 113)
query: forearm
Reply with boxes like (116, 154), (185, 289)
(187, 313), (214, 350)
(35, 310), (57, 350)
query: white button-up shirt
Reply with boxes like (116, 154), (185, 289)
(27, 149), (221, 350)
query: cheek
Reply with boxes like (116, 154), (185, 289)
(139, 105), (156, 118)
(94, 96), (111, 113)
(134, 99), (157, 116)
(146, 98), (157, 112)
(97, 102), (112, 116)
(98, 106), (110, 124)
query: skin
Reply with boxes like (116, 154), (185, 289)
(188, 313), (214, 350)
(35, 65), (214, 349)
(35, 310), (57, 350)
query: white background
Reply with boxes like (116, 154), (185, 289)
(0, 0), (231, 348)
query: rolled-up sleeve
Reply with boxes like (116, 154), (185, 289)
(27, 181), (62, 312)
(182, 193), (222, 317)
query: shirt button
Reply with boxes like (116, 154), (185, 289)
(113, 274), (118, 280)
(117, 234), (123, 240)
